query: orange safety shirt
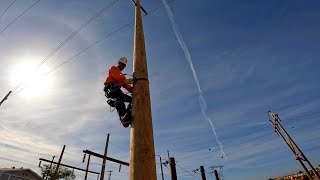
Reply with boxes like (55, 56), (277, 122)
(104, 66), (132, 93)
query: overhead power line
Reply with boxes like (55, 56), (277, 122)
(176, 132), (274, 161)
(167, 110), (319, 158)
(109, 141), (129, 151)
(0, 0), (17, 20)
(175, 163), (200, 180)
(167, 123), (270, 154)
(12, 0), (179, 96)
(36, 0), (121, 69)
(201, 125), (320, 161)
(11, 0), (121, 93)
(1, 0), (41, 34)
(225, 137), (277, 156)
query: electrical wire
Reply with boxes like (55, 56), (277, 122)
(225, 136), (277, 156)
(0, 0), (17, 20)
(203, 125), (320, 160)
(168, 123), (271, 154)
(283, 111), (320, 122)
(12, 0), (179, 96)
(179, 123), (320, 163)
(109, 141), (129, 151)
(36, 0), (121, 69)
(11, 0), (121, 92)
(169, 123), (271, 154)
(1, 0), (41, 34)
(273, 94), (320, 114)
(175, 163), (200, 180)
(0, 141), (56, 158)
(176, 132), (274, 161)
(170, 109), (319, 161)
(0, 155), (36, 167)
(160, 112), (269, 151)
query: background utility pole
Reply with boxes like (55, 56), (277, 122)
(269, 111), (320, 180)
(210, 166), (224, 180)
(45, 156), (55, 180)
(159, 156), (164, 180)
(200, 165), (206, 180)
(169, 157), (177, 180)
(156, 155), (165, 180)
(100, 133), (110, 180)
(130, 0), (156, 179)
(214, 170), (220, 180)
(84, 155), (91, 180)
(52, 145), (65, 180)
(107, 171), (112, 180)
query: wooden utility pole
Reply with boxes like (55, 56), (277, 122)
(269, 111), (320, 180)
(169, 157), (177, 180)
(52, 145), (65, 180)
(107, 171), (113, 180)
(130, 0), (156, 179)
(214, 170), (220, 180)
(45, 156), (55, 180)
(100, 133), (110, 180)
(84, 155), (91, 180)
(159, 156), (164, 180)
(210, 166), (223, 180)
(200, 165), (206, 180)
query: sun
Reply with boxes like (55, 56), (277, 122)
(10, 60), (54, 97)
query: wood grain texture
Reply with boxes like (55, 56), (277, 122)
(130, 0), (157, 179)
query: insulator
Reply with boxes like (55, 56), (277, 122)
(82, 153), (86, 163)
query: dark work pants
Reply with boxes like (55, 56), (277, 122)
(109, 88), (132, 117)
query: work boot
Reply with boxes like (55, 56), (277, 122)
(107, 99), (115, 107)
(120, 113), (131, 128)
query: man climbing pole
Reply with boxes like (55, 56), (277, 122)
(103, 57), (133, 127)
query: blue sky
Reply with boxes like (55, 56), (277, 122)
(0, 0), (320, 179)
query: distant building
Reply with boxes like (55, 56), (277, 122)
(273, 165), (320, 180)
(0, 167), (42, 180)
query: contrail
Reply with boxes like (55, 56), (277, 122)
(161, 0), (227, 158)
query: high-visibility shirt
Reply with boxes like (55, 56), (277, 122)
(104, 66), (132, 93)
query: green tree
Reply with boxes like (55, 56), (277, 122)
(40, 164), (76, 180)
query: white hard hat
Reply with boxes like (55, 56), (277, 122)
(118, 57), (128, 65)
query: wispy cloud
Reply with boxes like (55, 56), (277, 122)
(161, 0), (227, 158)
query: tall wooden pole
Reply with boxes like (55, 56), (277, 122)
(200, 165), (206, 180)
(45, 156), (55, 180)
(214, 170), (220, 180)
(100, 133), (110, 180)
(107, 171), (112, 180)
(84, 155), (91, 180)
(52, 145), (65, 180)
(159, 156), (164, 180)
(130, 0), (156, 179)
(169, 157), (177, 180)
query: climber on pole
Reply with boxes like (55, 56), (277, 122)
(103, 57), (133, 127)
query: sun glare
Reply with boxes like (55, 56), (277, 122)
(10, 60), (54, 97)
